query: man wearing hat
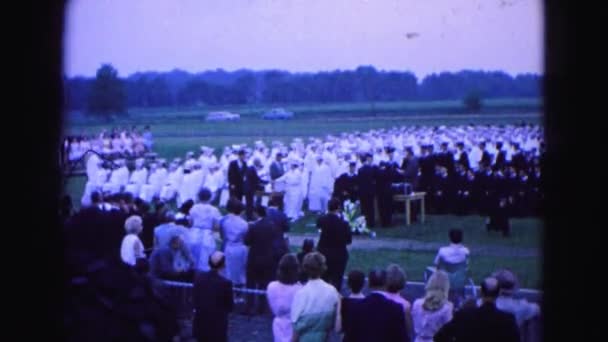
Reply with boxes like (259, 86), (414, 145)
(333, 161), (358, 204)
(228, 148), (247, 201)
(357, 153), (377, 228)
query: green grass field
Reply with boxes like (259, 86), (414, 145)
(346, 249), (540, 289)
(63, 99), (543, 289)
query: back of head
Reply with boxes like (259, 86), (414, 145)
(385, 264), (407, 293)
(492, 269), (519, 296)
(328, 198), (341, 212)
(124, 215), (143, 235)
(197, 187), (212, 203)
(277, 254), (300, 285)
(347, 270), (365, 294)
(226, 198), (244, 215)
(449, 228), (463, 244)
(481, 277), (500, 300)
(208, 251), (225, 270)
(302, 252), (327, 279)
(255, 205), (266, 218)
(423, 271), (450, 311)
(179, 200), (194, 214)
(302, 238), (315, 253)
(368, 268), (387, 289)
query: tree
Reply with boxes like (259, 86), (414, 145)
(463, 91), (483, 113)
(87, 64), (126, 118)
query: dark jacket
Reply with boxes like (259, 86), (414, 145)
(434, 301), (520, 342)
(341, 297), (365, 342)
(267, 207), (290, 233)
(228, 159), (246, 192)
(193, 270), (234, 342)
(243, 165), (267, 195)
(269, 160), (285, 180)
(348, 292), (409, 342)
(244, 217), (285, 270)
(317, 213), (352, 253)
(357, 164), (376, 196)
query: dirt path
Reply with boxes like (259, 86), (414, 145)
(287, 233), (539, 258)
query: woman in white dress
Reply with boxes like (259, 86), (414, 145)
(120, 215), (146, 266)
(220, 199), (249, 289)
(276, 161), (302, 221)
(188, 188), (222, 271)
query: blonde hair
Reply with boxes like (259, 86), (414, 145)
(124, 215), (143, 235)
(423, 270), (450, 311)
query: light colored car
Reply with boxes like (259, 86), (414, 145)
(262, 108), (294, 120)
(206, 111), (240, 121)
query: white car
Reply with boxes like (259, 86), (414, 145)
(206, 111), (240, 121)
(262, 108), (294, 120)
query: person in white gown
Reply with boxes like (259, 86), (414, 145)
(102, 159), (129, 194)
(188, 188), (222, 271)
(308, 155), (333, 214)
(125, 159), (148, 197)
(276, 160), (303, 221)
(160, 162), (183, 202)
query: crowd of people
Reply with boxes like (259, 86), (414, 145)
(64, 123), (543, 340)
(62, 125), (154, 165)
(63, 186), (541, 341)
(78, 123), (544, 237)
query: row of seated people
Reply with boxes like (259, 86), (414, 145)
(62, 127), (154, 167)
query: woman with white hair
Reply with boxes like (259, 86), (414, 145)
(411, 270), (454, 342)
(120, 215), (146, 266)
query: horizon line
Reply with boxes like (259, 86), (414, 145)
(64, 66), (544, 80)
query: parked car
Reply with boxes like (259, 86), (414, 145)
(206, 111), (240, 121)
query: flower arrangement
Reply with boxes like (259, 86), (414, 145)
(342, 200), (374, 236)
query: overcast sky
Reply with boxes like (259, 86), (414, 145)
(64, 0), (544, 78)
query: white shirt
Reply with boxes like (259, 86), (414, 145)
(434, 243), (470, 265)
(291, 278), (339, 324)
(189, 203), (221, 230)
(120, 234), (144, 266)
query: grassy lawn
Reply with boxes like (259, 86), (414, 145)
(346, 249), (541, 289)
(289, 213), (542, 249)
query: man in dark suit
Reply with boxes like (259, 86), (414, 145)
(244, 205), (285, 314)
(243, 158), (268, 221)
(317, 198), (353, 291)
(357, 153), (377, 228)
(227, 149), (247, 201)
(266, 197), (290, 233)
(269, 152), (285, 180)
(376, 160), (395, 227)
(455, 142), (470, 170)
(401, 148), (419, 190)
(333, 161), (358, 203)
(434, 277), (520, 342)
(349, 269), (409, 342)
(494, 141), (507, 171)
(193, 251), (234, 342)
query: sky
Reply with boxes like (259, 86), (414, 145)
(64, 0), (544, 79)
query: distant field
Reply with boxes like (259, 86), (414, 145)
(63, 98), (542, 161)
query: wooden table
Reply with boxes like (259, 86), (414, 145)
(393, 192), (426, 226)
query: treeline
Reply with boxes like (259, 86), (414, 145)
(64, 65), (542, 111)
